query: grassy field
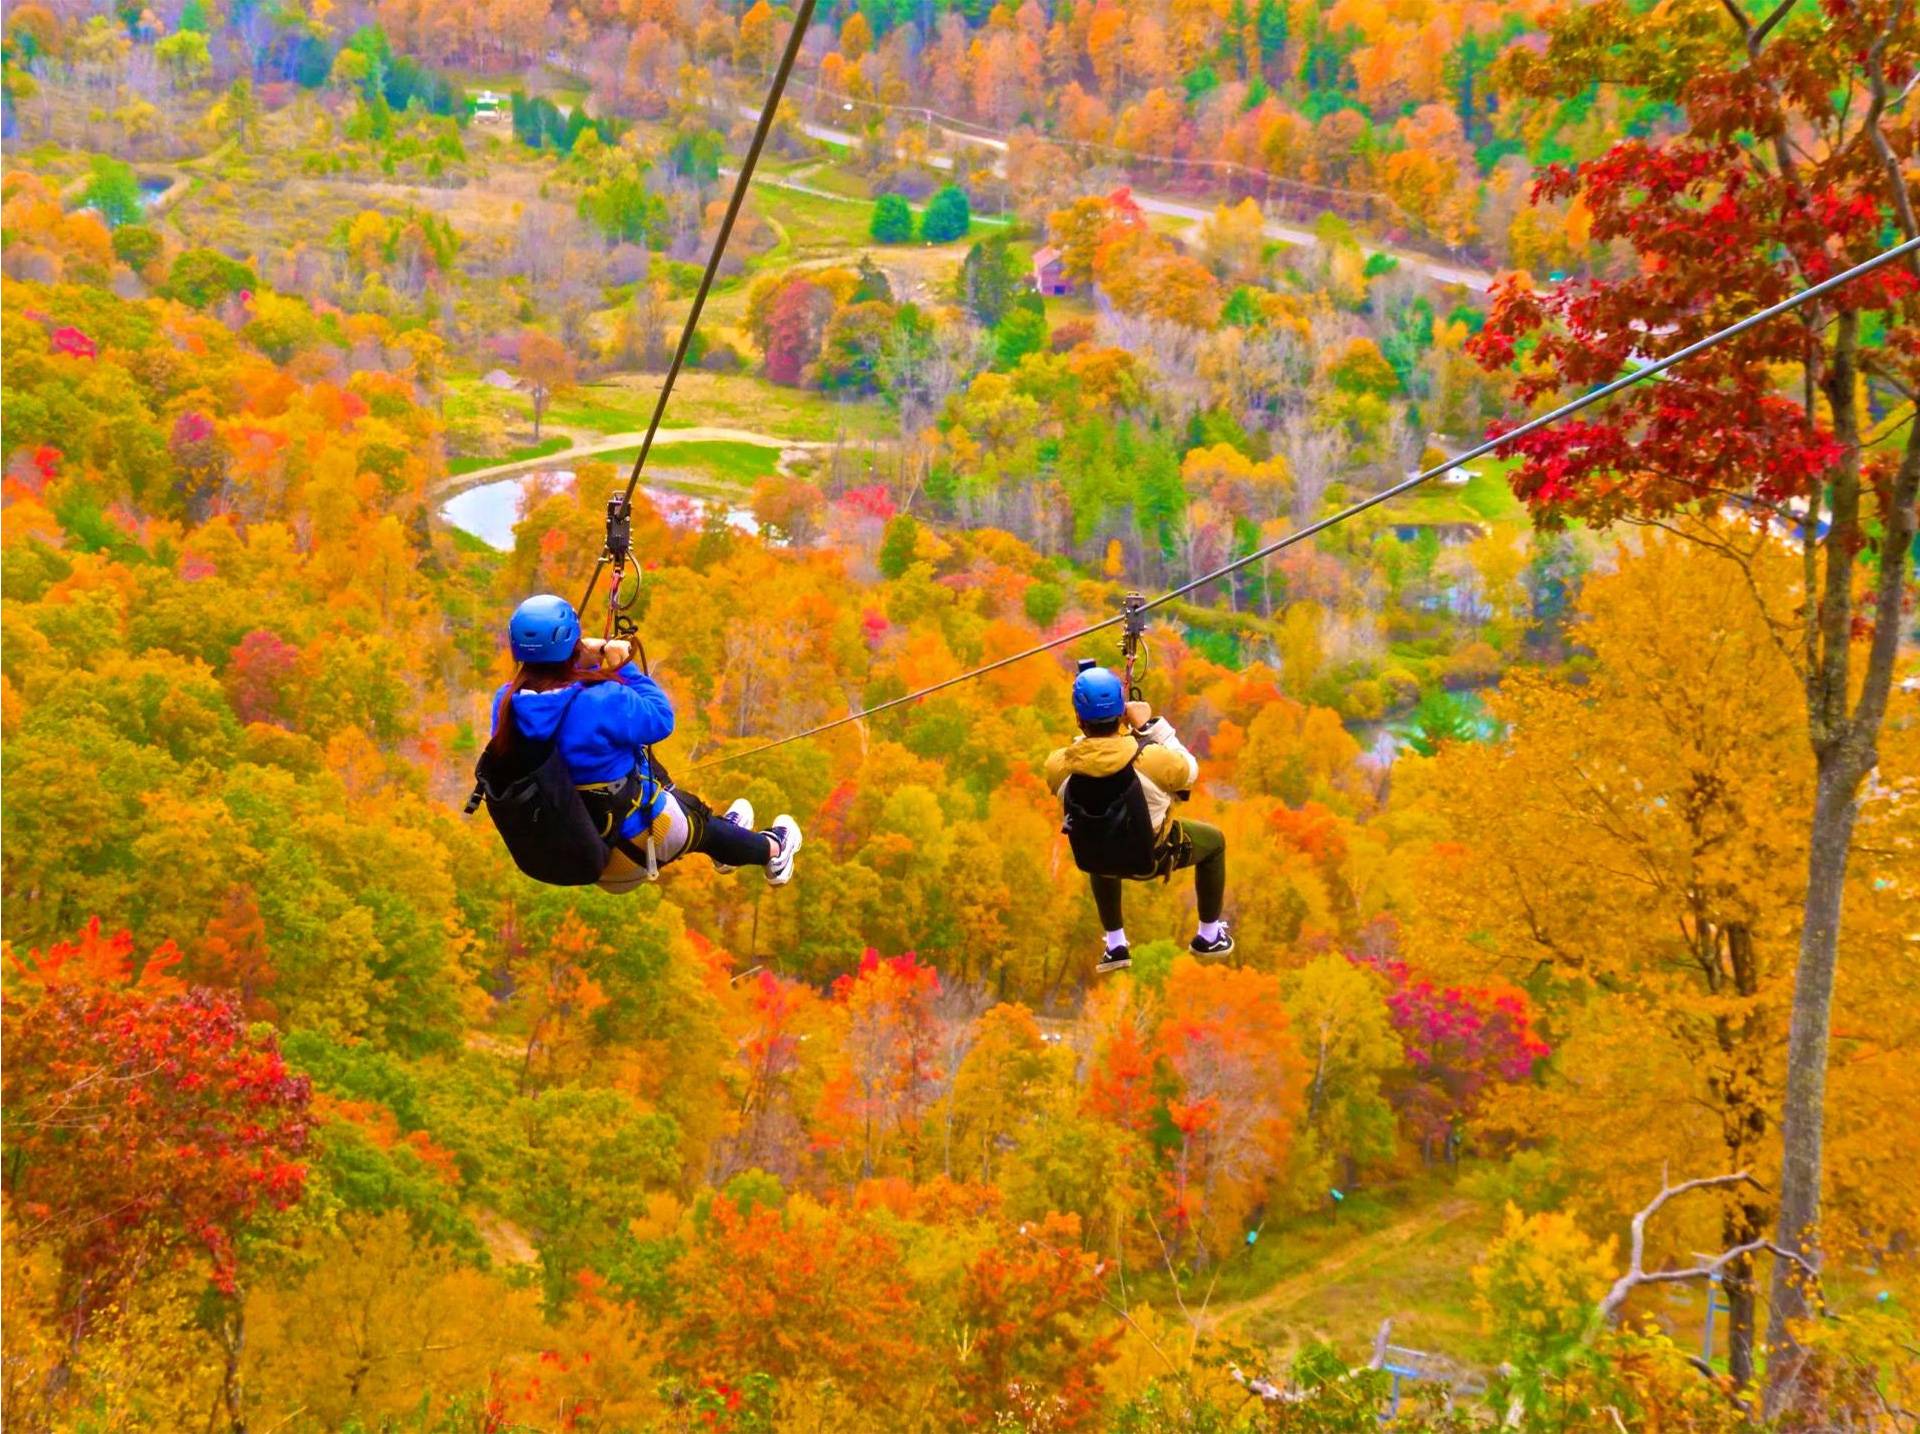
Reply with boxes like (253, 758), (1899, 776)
(1117, 1172), (1502, 1368)
(583, 372), (895, 443)
(445, 372), (894, 445)
(446, 434), (571, 476)
(1159, 1166), (1798, 1376)
(613, 439), (782, 484)
(1392, 458), (1524, 526)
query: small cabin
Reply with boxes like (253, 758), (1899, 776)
(1031, 245), (1072, 297)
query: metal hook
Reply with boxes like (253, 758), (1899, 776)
(1121, 591), (1147, 700)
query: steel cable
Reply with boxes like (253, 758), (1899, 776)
(687, 233), (1920, 772)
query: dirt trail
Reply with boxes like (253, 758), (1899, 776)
(430, 424), (826, 499)
(1206, 1198), (1480, 1335)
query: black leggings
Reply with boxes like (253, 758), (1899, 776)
(677, 789), (774, 868)
(1091, 820), (1226, 929)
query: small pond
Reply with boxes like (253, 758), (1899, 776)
(441, 469), (758, 552)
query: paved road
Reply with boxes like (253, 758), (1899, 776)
(753, 103), (1497, 292)
(719, 161), (1013, 225)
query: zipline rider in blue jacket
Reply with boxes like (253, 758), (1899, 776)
(489, 594), (801, 893)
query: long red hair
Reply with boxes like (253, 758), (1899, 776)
(489, 657), (618, 756)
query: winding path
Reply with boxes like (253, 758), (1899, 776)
(430, 424), (828, 502)
(745, 102), (1500, 292)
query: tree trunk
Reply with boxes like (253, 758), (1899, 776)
(1762, 756), (1862, 1402)
(1723, 1262), (1755, 1387)
(1764, 399), (1919, 1415)
(1714, 923), (1766, 1387)
(219, 1297), (248, 1434)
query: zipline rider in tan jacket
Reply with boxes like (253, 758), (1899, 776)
(1044, 662), (1233, 974)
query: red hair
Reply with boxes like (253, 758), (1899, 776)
(488, 657), (620, 756)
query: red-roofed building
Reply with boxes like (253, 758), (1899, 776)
(1031, 244), (1072, 296)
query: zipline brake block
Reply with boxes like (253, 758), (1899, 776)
(1121, 591), (1147, 699)
(603, 493), (639, 639)
(604, 492), (632, 566)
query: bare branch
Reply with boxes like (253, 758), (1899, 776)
(1863, 0), (1920, 249)
(1595, 1170), (1817, 1326)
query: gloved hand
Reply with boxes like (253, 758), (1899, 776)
(1125, 700), (1152, 731)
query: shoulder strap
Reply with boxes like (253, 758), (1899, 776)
(466, 681), (586, 813)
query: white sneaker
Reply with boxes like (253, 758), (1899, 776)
(710, 799), (755, 874)
(765, 814), (802, 886)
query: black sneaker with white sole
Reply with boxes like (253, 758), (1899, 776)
(1189, 928), (1236, 958)
(1095, 945), (1132, 974)
(765, 814), (802, 886)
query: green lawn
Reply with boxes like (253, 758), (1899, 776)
(590, 438), (779, 488)
(797, 165), (876, 201)
(648, 439), (782, 483)
(591, 373), (895, 443)
(1118, 1171), (1504, 1369)
(1211, 1175), (1504, 1364)
(1392, 457), (1524, 526)
(446, 434), (571, 476)
(758, 185), (878, 257)
(544, 393), (654, 433)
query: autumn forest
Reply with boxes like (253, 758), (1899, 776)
(2, 0), (1917, 1427)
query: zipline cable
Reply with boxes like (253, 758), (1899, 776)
(574, 0), (822, 618)
(688, 232), (1920, 772)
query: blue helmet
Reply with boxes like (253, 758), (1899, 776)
(1071, 663), (1127, 722)
(509, 594), (582, 664)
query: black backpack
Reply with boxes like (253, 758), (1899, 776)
(471, 688), (614, 887)
(1061, 744), (1161, 879)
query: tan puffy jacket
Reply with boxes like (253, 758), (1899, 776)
(1044, 718), (1199, 841)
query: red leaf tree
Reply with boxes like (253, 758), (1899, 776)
(1373, 959), (1549, 1160)
(665, 1196), (921, 1412)
(949, 1212), (1117, 1431)
(1475, 2), (1918, 1402)
(817, 949), (945, 1180)
(2, 921), (312, 1356)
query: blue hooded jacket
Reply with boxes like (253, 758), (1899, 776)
(491, 663), (675, 838)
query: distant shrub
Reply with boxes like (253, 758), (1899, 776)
(1339, 677), (1387, 723)
(1050, 318), (1095, 353)
(992, 306), (1047, 369)
(1023, 580), (1064, 629)
(1460, 1149), (1569, 1215)
(869, 193), (913, 244)
(82, 158), (142, 230)
(919, 185), (970, 243)
(1379, 667), (1421, 711)
(111, 224), (163, 274)
(165, 248), (255, 309)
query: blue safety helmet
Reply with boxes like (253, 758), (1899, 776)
(509, 594), (582, 664)
(1071, 662), (1127, 722)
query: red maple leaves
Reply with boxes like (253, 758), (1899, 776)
(3, 920), (312, 1330)
(1471, 82), (1914, 528)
